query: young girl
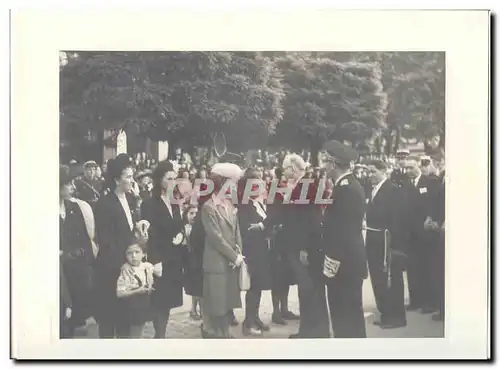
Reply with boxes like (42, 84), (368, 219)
(116, 242), (155, 338)
(180, 205), (201, 320)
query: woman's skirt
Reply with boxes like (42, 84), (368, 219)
(203, 270), (241, 317)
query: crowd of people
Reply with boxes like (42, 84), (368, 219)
(59, 141), (445, 339)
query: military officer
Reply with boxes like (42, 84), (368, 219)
(321, 140), (367, 338)
(390, 149), (411, 188)
(74, 161), (103, 210)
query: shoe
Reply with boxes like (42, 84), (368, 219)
(406, 304), (421, 311)
(255, 317), (270, 332)
(272, 313), (287, 325)
(289, 333), (302, 339)
(282, 311), (300, 320)
(432, 312), (444, 322)
(242, 325), (263, 336)
(380, 320), (407, 329)
(190, 311), (201, 321)
(229, 316), (239, 327)
(420, 307), (438, 314)
(201, 328), (214, 339)
(372, 320), (382, 326)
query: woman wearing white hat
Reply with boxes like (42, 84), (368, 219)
(200, 163), (244, 338)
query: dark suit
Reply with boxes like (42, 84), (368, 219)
(238, 200), (272, 328)
(140, 196), (185, 338)
(323, 173), (367, 338)
(430, 174), (445, 314)
(94, 192), (138, 338)
(406, 174), (440, 309)
(60, 200), (94, 333)
(365, 179), (406, 325)
(263, 181), (329, 337)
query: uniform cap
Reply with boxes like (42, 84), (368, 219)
(83, 160), (98, 169)
(395, 149), (410, 157)
(322, 140), (358, 164)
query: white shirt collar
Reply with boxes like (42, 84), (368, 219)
(414, 173), (422, 186)
(371, 177), (387, 200)
(335, 172), (352, 187)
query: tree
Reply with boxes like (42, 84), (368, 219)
(60, 51), (284, 161)
(314, 52), (446, 155)
(271, 53), (387, 165)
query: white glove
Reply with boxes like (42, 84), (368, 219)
(299, 250), (309, 266)
(234, 254), (245, 268)
(323, 255), (340, 279)
(423, 216), (434, 230)
(153, 262), (163, 277)
(248, 223), (264, 231)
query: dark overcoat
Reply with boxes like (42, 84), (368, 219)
(93, 192), (138, 323)
(238, 200), (272, 291)
(140, 196), (185, 311)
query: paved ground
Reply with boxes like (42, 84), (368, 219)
(75, 273), (444, 339)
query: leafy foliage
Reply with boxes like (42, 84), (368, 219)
(60, 51), (284, 156)
(271, 53), (387, 163)
(60, 51), (445, 161)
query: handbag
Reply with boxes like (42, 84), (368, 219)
(239, 259), (251, 291)
(235, 243), (251, 291)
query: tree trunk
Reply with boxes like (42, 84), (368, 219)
(394, 127), (401, 154)
(384, 131), (393, 156)
(375, 136), (382, 155)
(310, 137), (321, 167)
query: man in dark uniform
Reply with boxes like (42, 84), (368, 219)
(390, 149), (411, 188)
(365, 159), (408, 329)
(321, 140), (368, 338)
(74, 161), (103, 210)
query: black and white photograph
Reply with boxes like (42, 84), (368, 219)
(11, 9), (489, 360)
(58, 50), (446, 340)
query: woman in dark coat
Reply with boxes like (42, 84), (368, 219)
(237, 170), (272, 336)
(59, 167), (94, 337)
(94, 154), (148, 338)
(140, 160), (185, 338)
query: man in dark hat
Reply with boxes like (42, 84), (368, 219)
(390, 149), (410, 188)
(135, 169), (153, 203)
(74, 160), (103, 210)
(321, 140), (368, 338)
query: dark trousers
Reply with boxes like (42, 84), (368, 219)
(60, 309), (73, 339)
(287, 252), (330, 338)
(326, 276), (366, 338)
(407, 232), (434, 308)
(244, 288), (262, 327)
(98, 316), (129, 338)
(366, 234), (406, 323)
(431, 232), (445, 314)
(153, 307), (171, 338)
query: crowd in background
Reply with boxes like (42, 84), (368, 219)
(59, 142), (445, 339)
